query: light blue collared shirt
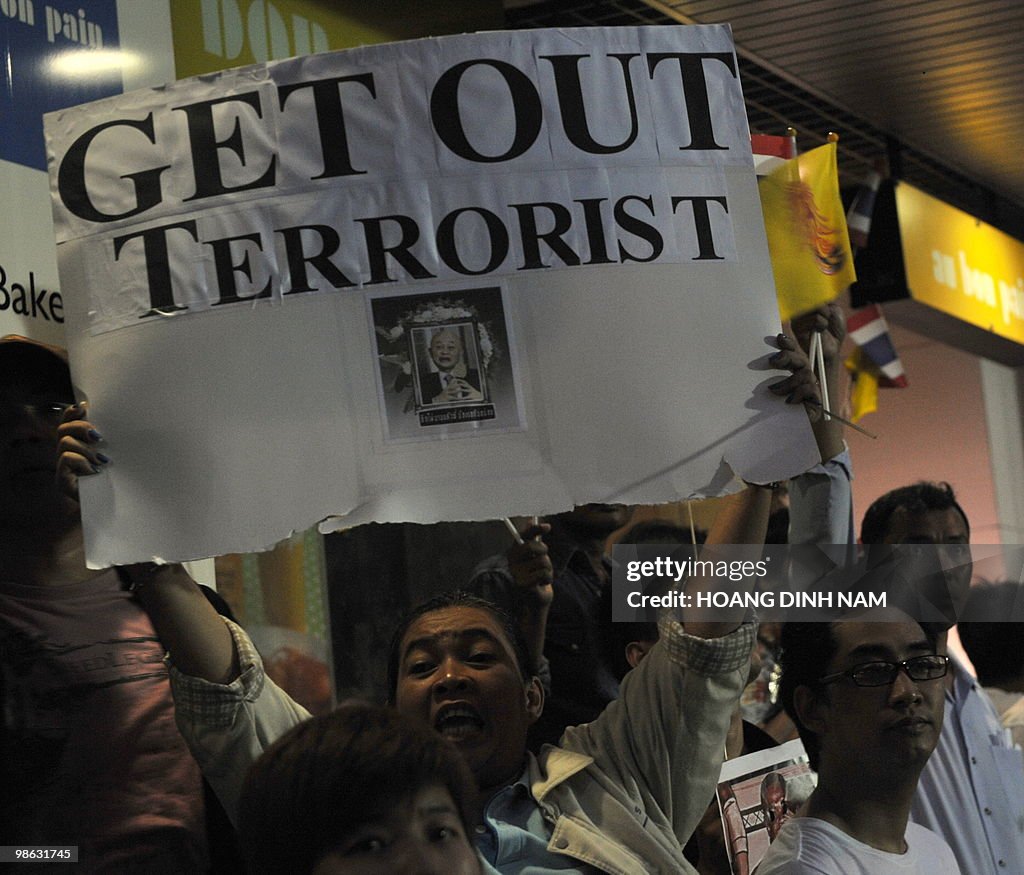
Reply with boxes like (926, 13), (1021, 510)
(475, 764), (600, 874)
(910, 656), (1024, 873)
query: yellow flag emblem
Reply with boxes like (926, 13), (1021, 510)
(760, 143), (856, 321)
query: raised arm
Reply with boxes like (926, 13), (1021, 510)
(786, 304), (856, 548)
(548, 334), (826, 851)
(125, 564), (239, 682)
(686, 331), (822, 638)
(56, 404), (238, 682)
(57, 405), (310, 821)
(790, 303), (846, 463)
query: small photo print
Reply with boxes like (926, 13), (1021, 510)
(368, 285), (525, 442)
(410, 322), (488, 409)
(716, 739), (817, 875)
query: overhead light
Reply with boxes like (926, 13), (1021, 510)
(49, 49), (141, 77)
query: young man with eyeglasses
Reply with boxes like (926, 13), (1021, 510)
(755, 609), (961, 874)
(858, 484), (1024, 874)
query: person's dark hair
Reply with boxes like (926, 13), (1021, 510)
(0, 337), (73, 401)
(237, 701), (477, 875)
(860, 482), (969, 545)
(958, 581), (1024, 687)
(387, 590), (533, 701)
(778, 623), (839, 772)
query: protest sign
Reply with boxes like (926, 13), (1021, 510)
(45, 25), (819, 565)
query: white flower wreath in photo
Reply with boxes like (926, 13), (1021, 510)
(376, 299), (498, 412)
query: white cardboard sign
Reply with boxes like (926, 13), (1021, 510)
(45, 26), (818, 565)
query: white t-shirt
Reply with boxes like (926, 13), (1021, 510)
(754, 816), (960, 874)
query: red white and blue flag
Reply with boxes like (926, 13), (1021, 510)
(846, 304), (908, 387)
(751, 132), (797, 175)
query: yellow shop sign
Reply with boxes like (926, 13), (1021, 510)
(171, 1), (504, 78)
(897, 182), (1024, 345)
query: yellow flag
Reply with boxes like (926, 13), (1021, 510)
(845, 348), (879, 421)
(760, 143), (856, 321)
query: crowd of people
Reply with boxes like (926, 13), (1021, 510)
(3, 303), (1024, 875)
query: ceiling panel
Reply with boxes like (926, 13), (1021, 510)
(647, 0), (1024, 214)
(507, 0), (1024, 239)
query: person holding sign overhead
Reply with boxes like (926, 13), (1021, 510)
(54, 332), (826, 874)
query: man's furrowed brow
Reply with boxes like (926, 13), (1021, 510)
(845, 637), (932, 662)
(403, 627), (505, 657)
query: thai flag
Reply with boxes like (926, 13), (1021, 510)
(846, 170), (881, 251)
(846, 304), (908, 387)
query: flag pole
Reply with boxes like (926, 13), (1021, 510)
(503, 518), (524, 545)
(808, 132), (842, 419)
(786, 126), (798, 158)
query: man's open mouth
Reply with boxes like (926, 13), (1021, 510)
(434, 703), (485, 741)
